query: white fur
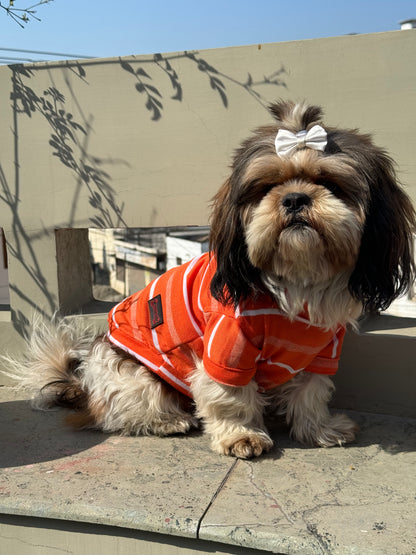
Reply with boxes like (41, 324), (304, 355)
(189, 361), (273, 458)
(2, 315), (94, 410)
(3, 318), (197, 437)
(79, 338), (197, 436)
(270, 372), (357, 446)
(263, 273), (362, 330)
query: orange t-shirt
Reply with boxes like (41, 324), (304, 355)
(107, 253), (345, 398)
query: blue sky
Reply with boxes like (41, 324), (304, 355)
(0, 0), (415, 63)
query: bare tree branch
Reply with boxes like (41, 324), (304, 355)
(0, 0), (54, 28)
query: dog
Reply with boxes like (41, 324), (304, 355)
(5, 100), (415, 459)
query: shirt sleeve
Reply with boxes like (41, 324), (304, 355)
(304, 326), (346, 376)
(202, 313), (261, 387)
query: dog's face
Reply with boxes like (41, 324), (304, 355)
(242, 147), (366, 285)
(210, 101), (415, 324)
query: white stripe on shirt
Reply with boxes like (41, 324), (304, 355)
(197, 261), (211, 314)
(148, 276), (175, 369)
(106, 332), (191, 393)
(207, 314), (226, 358)
(331, 333), (339, 359)
(110, 300), (124, 329)
(240, 308), (324, 328)
(183, 255), (203, 337)
(266, 358), (304, 375)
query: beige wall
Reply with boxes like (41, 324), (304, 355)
(0, 30), (415, 412)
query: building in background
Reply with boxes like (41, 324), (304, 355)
(89, 226), (210, 300)
(399, 19), (416, 30)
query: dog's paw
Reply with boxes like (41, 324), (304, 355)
(126, 414), (199, 437)
(294, 413), (358, 447)
(213, 431), (273, 459)
(314, 413), (358, 447)
(157, 414), (200, 436)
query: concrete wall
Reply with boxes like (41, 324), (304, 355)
(0, 514), (266, 555)
(0, 30), (415, 413)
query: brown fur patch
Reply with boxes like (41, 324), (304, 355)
(65, 396), (107, 429)
(65, 410), (96, 429)
(45, 379), (87, 410)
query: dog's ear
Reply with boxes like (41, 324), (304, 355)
(209, 178), (261, 306)
(348, 149), (416, 313)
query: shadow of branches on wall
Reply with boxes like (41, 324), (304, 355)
(2, 52), (288, 334)
(120, 51), (287, 121)
(10, 63), (128, 228)
(2, 63), (130, 334)
(0, 163), (55, 336)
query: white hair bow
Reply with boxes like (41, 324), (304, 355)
(274, 124), (327, 158)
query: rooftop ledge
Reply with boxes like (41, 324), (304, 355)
(357, 313), (416, 338)
(0, 386), (415, 554)
(69, 305), (416, 341)
(1, 302), (416, 336)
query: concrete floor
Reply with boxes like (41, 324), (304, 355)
(0, 386), (415, 554)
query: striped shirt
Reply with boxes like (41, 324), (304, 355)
(107, 253), (345, 398)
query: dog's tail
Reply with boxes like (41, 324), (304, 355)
(2, 315), (98, 411)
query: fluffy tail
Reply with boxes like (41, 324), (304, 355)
(2, 316), (98, 411)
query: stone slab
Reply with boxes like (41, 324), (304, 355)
(199, 412), (416, 554)
(0, 388), (234, 539)
(1, 387), (415, 554)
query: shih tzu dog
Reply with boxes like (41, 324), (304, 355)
(6, 100), (415, 459)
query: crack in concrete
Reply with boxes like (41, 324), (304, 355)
(244, 460), (295, 525)
(195, 457), (238, 539)
(305, 522), (336, 554)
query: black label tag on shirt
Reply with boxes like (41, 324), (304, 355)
(148, 294), (164, 329)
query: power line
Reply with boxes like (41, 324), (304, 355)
(0, 56), (46, 62)
(0, 46), (95, 59)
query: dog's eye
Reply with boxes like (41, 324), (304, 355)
(317, 180), (340, 195)
(262, 183), (277, 195)
(237, 182), (278, 207)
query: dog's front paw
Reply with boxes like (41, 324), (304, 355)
(294, 413), (358, 447)
(314, 413), (358, 447)
(149, 414), (199, 437)
(213, 430), (273, 458)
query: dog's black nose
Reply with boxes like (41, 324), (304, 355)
(282, 192), (311, 213)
